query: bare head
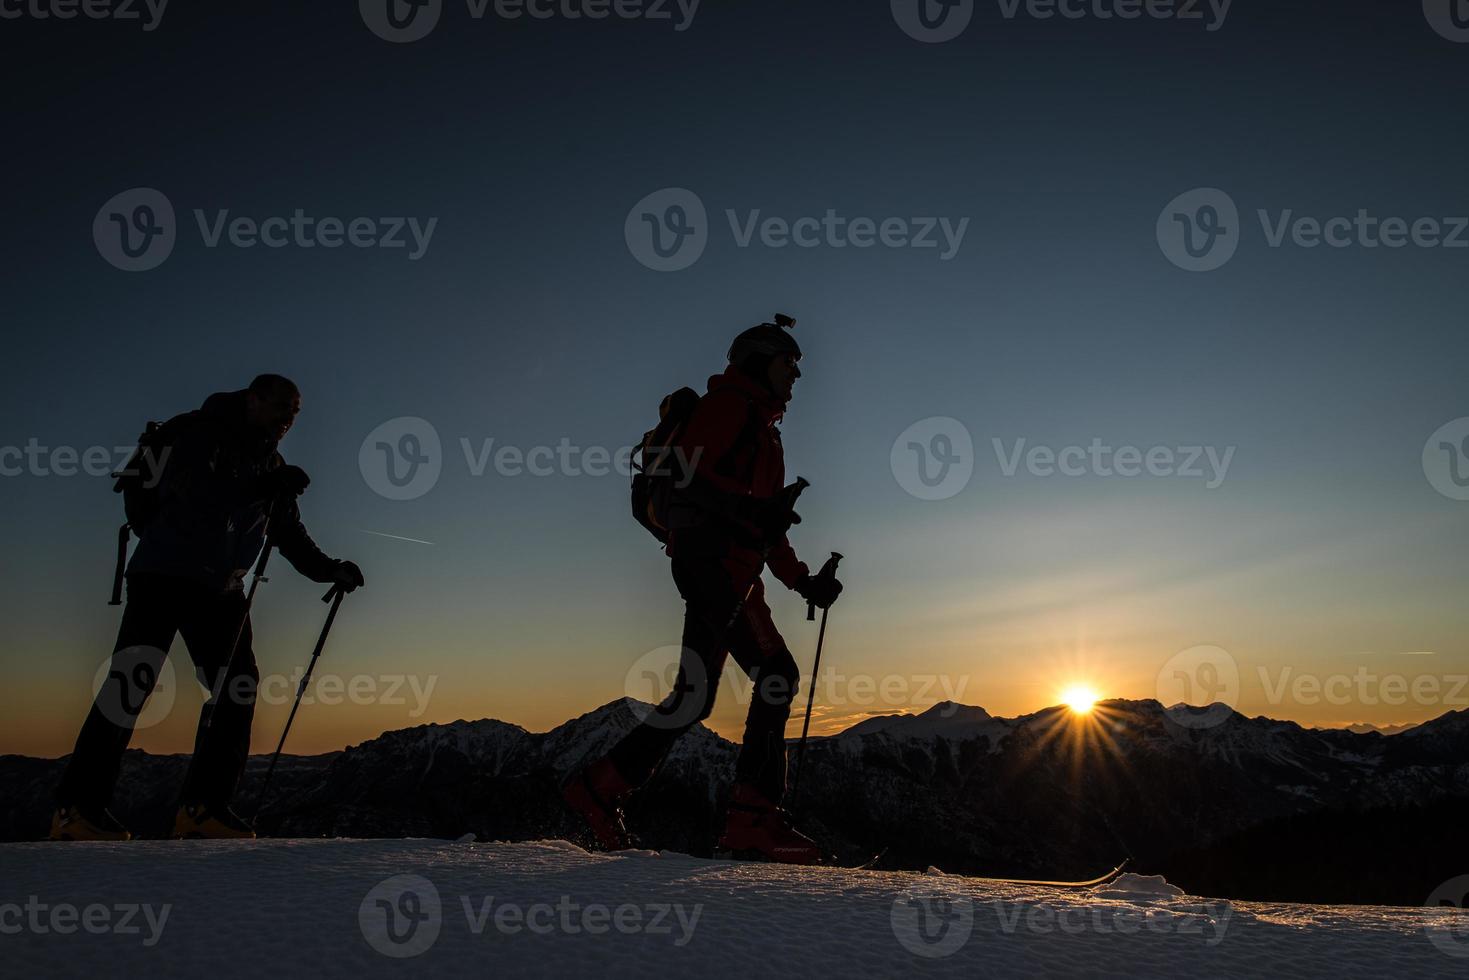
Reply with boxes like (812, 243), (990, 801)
(245, 374), (301, 442)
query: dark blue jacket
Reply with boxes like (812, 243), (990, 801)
(127, 390), (336, 593)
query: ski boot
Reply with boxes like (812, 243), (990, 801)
(49, 805), (132, 842)
(173, 802), (256, 840)
(717, 783), (821, 865)
(561, 757), (633, 850)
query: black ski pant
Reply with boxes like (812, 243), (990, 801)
(57, 573), (259, 812)
(608, 555), (800, 804)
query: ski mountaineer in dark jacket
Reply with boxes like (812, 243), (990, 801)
(563, 320), (843, 864)
(50, 375), (365, 842)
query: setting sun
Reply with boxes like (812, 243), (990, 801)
(1061, 685), (1099, 714)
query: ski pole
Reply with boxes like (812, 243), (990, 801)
(790, 550), (842, 808)
(253, 583), (346, 820)
(109, 523), (130, 606)
(200, 499), (282, 731)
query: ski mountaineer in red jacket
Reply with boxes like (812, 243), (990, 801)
(563, 318), (843, 864)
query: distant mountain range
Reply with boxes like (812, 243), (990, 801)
(1331, 721), (1421, 736)
(4, 699), (1466, 906)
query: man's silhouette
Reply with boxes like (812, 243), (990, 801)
(563, 320), (842, 863)
(51, 375), (365, 840)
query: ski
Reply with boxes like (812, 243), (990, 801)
(713, 847), (888, 870)
(961, 859), (1130, 889)
(823, 847), (887, 871)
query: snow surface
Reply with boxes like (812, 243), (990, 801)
(2, 838), (1465, 979)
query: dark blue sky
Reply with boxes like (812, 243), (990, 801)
(3, 0), (1467, 754)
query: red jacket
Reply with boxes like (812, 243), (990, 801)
(668, 365), (809, 588)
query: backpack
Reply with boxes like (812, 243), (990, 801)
(630, 386), (761, 544)
(107, 412), (198, 603)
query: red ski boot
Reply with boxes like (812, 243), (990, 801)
(717, 783), (822, 865)
(561, 757), (634, 851)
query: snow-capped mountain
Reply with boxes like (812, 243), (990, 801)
(4, 700), (1465, 906)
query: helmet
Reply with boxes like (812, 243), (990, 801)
(728, 313), (802, 367)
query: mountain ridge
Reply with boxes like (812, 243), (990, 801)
(3, 699), (1465, 905)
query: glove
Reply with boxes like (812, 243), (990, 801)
(330, 560), (365, 593)
(795, 571), (843, 610)
(744, 486), (805, 540)
(265, 464), (311, 498)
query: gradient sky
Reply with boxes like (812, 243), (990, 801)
(2, 1), (1467, 757)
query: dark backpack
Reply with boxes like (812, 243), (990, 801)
(107, 412), (197, 603)
(630, 386), (760, 544)
(631, 387), (701, 543)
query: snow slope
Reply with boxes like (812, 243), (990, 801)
(2, 838), (1464, 979)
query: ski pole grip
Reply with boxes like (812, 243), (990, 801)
(322, 583), (346, 603)
(806, 551), (843, 621)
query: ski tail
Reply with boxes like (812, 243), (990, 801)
(968, 859), (1130, 889)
